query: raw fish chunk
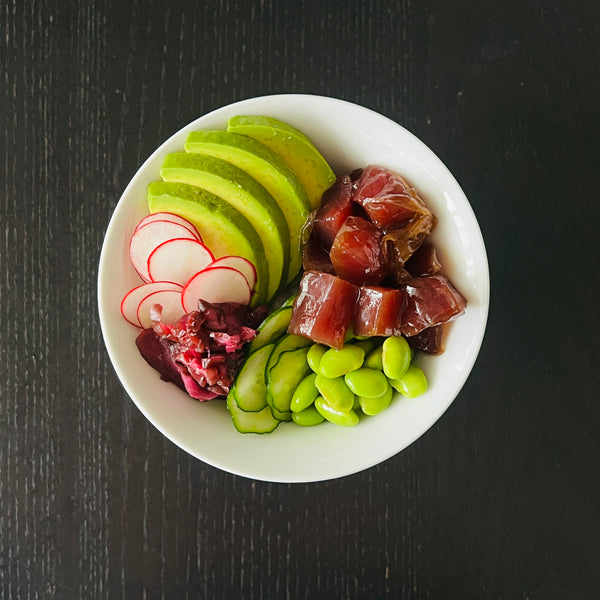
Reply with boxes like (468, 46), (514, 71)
(311, 175), (355, 249)
(353, 165), (434, 230)
(401, 274), (466, 337)
(289, 271), (359, 349)
(302, 229), (335, 274)
(381, 214), (436, 283)
(330, 216), (385, 285)
(405, 242), (442, 277)
(353, 286), (406, 337)
(406, 325), (444, 354)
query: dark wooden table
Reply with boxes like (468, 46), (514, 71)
(2, 1), (599, 598)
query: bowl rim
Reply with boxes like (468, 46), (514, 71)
(98, 93), (490, 483)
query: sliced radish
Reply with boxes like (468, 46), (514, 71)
(134, 212), (202, 241)
(136, 288), (184, 328)
(182, 266), (252, 312)
(129, 220), (199, 282)
(121, 281), (183, 327)
(208, 255), (257, 290)
(147, 237), (215, 285)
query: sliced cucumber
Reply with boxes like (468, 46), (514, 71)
(230, 343), (273, 411)
(269, 405), (292, 422)
(281, 294), (297, 307)
(248, 304), (293, 353)
(266, 333), (312, 375)
(263, 335), (309, 421)
(267, 347), (311, 414)
(226, 392), (280, 434)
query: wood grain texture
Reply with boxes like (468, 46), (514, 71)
(1, 0), (599, 598)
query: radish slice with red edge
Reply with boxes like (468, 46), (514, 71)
(134, 212), (202, 241)
(182, 266), (252, 312)
(147, 237), (214, 285)
(121, 281), (183, 327)
(208, 255), (257, 289)
(129, 220), (199, 282)
(136, 288), (184, 328)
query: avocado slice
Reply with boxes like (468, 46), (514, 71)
(147, 181), (269, 306)
(226, 116), (336, 211)
(160, 153), (288, 301)
(184, 130), (309, 283)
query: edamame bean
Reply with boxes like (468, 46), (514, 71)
(364, 346), (383, 370)
(359, 384), (393, 415)
(352, 338), (376, 356)
(307, 343), (327, 373)
(290, 373), (319, 413)
(314, 396), (360, 427)
(292, 405), (325, 426)
(315, 374), (355, 412)
(319, 345), (365, 378)
(344, 368), (388, 398)
(390, 364), (428, 398)
(382, 336), (411, 379)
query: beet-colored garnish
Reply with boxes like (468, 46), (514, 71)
(136, 300), (264, 401)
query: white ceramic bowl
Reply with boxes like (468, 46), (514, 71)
(98, 94), (489, 483)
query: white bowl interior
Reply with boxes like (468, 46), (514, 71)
(98, 94), (489, 483)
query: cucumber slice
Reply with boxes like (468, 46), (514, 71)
(269, 405), (292, 422)
(263, 334), (310, 421)
(226, 393), (280, 434)
(230, 343), (273, 411)
(248, 305), (293, 353)
(281, 294), (297, 307)
(267, 347), (311, 414)
(266, 333), (312, 375)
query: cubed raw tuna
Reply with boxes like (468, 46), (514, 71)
(381, 214), (435, 283)
(289, 271), (359, 349)
(353, 165), (434, 230)
(405, 242), (442, 277)
(311, 175), (355, 249)
(406, 325), (444, 354)
(302, 230), (335, 274)
(353, 286), (406, 337)
(330, 216), (386, 285)
(401, 274), (467, 336)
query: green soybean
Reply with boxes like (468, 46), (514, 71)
(319, 345), (365, 378)
(307, 343), (327, 373)
(290, 373), (319, 413)
(390, 364), (428, 398)
(352, 338), (376, 356)
(292, 405), (325, 426)
(382, 336), (411, 379)
(344, 368), (388, 398)
(314, 396), (360, 427)
(315, 374), (355, 412)
(364, 346), (383, 370)
(359, 384), (393, 415)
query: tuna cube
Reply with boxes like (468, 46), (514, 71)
(289, 271), (359, 349)
(353, 286), (406, 337)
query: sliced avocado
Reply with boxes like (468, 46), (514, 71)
(226, 116), (336, 212)
(160, 153), (288, 301)
(147, 181), (269, 306)
(185, 130), (309, 283)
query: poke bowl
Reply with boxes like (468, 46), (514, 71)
(98, 94), (489, 483)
